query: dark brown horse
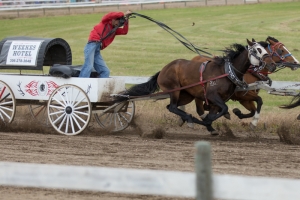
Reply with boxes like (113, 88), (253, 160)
(191, 36), (299, 129)
(115, 39), (276, 135)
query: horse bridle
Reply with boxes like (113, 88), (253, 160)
(268, 42), (292, 61)
(247, 42), (271, 71)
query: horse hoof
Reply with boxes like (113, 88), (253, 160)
(187, 123), (194, 129)
(177, 118), (185, 127)
(200, 113), (208, 120)
(233, 108), (241, 115)
(224, 113), (231, 120)
(210, 131), (219, 136)
(249, 122), (256, 130)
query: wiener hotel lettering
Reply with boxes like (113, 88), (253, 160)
(6, 40), (42, 66)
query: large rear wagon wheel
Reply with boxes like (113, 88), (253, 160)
(0, 80), (16, 124)
(94, 101), (135, 132)
(47, 84), (91, 136)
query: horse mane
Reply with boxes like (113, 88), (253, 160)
(258, 41), (268, 48)
(266, 36), (279, 42)
(213, 43), (245, 64)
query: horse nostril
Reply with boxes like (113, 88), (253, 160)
(269, 64), (276, 72)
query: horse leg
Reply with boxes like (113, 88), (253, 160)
(250, 96), (263, 129)
(176, 91), (195, 127)
(232, 100), (256, 119)
(201, 95), (229, 135)
(177, 98), (216, 129)
(202, 101), (230, 120)
(195, 99), (207, 119)
(233, 98), (262, 129)
(203, 106), (222, 135)
(167, 92), (196, 128)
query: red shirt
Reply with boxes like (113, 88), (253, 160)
(88, 12), (129, 50)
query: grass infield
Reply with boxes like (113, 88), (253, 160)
(0, 1), (300, 116)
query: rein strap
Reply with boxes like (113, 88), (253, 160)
(128, 73), (229, 99)
(131, 12), (212, 56)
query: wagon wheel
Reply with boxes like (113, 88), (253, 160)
(47, 84), (92, 136)
(0, 81), (16, 124)
(28, 103), (50, 125)
(94, 101), (135, 132)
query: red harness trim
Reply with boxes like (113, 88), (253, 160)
(129, 73), (229, 100)
(0, 86), (6, 99)
(199, 61), (209, 105)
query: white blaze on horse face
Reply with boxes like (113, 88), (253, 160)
(283, 46), (300, 64)
(248, 43), (268, 66)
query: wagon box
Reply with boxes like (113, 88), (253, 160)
(0, 74), (125, 102)
(0, 36), (133, 136)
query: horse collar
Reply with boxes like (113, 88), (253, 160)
(224, 60), (248, 90)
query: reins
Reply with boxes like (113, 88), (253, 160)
(127, 73), (229, 100)
(131, 12), (213, 57)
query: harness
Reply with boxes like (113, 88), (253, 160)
(224, 59), (248, 90)
(247, 65), (270, 80)
(199, 61), (209, 105)
(268, 42), (292, 61)
(197, 59), (248, 105)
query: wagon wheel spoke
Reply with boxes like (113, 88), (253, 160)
(28, 103), (51, 126)
(94, 101), (135, 132)
(47, 84), (91, 136)
(0, 81), (16, 124)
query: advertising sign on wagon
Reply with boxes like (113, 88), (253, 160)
(6, 40), (42, 66)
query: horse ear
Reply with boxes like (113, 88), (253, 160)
(247, 39), (253, 46)
(252, 38), (256, 42)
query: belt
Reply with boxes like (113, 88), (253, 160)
(87, 40), (101, 44)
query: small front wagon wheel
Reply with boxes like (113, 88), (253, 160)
(94, 101), (135, 132)
(28, 103), (49, 126)
(0, 80), (16, 124)
(47, 84), (91, 136)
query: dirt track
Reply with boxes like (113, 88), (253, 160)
(1, 103), (300, 200)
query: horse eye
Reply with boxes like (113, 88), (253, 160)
(257, 48), (262, 54)
(276, 49), (283, 55)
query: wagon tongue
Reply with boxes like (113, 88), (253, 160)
(276, 62), (300, 70)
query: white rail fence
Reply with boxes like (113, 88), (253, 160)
(0, 0), (274, 10)
(112, 75), (300, 91)
(0, 0), (292, 18)
(1, 142), (300, 200)
(0, 0), (196, 10)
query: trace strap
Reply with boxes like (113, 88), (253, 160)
(128, 73), (228, 100)
(131, 12), (212, 56)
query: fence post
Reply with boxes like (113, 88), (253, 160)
(195, 141), (212, 200)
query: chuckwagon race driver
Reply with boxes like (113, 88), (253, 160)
(79, 10), (132, 78)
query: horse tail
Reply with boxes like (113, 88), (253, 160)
(280, 95), (300, 109)
(114, 71), (160, 102)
